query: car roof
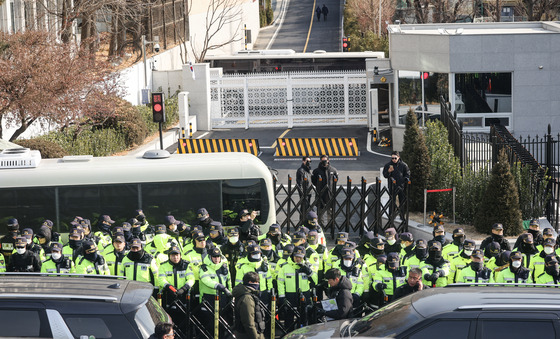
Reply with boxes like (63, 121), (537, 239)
(0, 275), (153, 314)
(410, 285), (560, 317)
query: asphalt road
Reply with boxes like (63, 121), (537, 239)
(189, 126), (392, 185)
(265, 0), (343, 52)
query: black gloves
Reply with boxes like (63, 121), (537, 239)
(352, 266), (360, 276)
(259, 261), (269, 273)
(424, 272), (440, 281)
(376, 283), (388, 290)
(176, 285), (190, 297)
(437, 269), (446, 277)
(216, 283), (226, 292)
(300, 264), (313, 276)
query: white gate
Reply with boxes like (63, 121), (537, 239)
(210, 70), (368, 128)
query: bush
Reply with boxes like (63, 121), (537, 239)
(14, 138), (68, 158)
(401, 109), (431, 212)
(41, 127), (127, 157)
(474, 149), (523, 236)
(424, 120), (461, 213)
(456, 164), (489, 224)
(512, 163), (550, 220)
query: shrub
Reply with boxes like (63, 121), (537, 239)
(401, 109), (431, 212)
(474, 149), (523, 236)
(512, 163), (550, 220)
(14, 138), (68, 158)
(456, 163), (490, 224)
(424, 120), (462, 214)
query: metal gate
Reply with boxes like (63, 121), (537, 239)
(210, 70), (368, 128)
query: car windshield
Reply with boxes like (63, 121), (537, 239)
(349, 296), (422, 337)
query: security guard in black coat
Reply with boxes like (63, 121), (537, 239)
(8, 237), (41, 272)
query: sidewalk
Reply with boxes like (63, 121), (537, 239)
(253, 0), (287, 50)
(126, 125), (180, 157)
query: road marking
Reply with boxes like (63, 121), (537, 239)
(196, 132), (210, 139)
(266, 0), (290, 49)
(270, 129), (291, 148)
(303, 0), (317, 53)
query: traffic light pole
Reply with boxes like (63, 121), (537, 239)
(159, 122), (164, 150)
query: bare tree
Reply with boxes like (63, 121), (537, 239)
(188, 0), (244, 63)
(0, 30), (122, 141)
(516, 0), (560, 20)
(346, 0), (396, 36)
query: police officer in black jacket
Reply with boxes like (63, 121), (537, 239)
(480, 223), (511, 252)
(9, 237), (41, 272)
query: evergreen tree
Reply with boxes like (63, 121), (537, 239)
(474, 149), (523, 236)
(401, 109), (431, 212)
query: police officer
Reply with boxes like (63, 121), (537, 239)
(120, 238), (159, 285)
(94, 215), (115, 250)
(197, 207), (214, 236)
(129, 218), (148, 245)
(235, 244), (273, 306)
(325, 232), (348, 271)
(207, 221), (228, 247)
(41, 219), (60, 243)
(431, 225), (450, 247)
(221, 228), (244, 279)
(373, 252), (407, 304)
(302, 211), (326, 245)
(8, 237), (41, 272)
(448, 239), (475, 284)
(456, 249), (493, 283)
(147, 225), (178, 259)
(383, 228), (401, 254)
(63, 228), (84, 262)
(134, 209), (155, 243)
(537, 227), (555, 252)
(260, 238), (280, 272)
(496, 251), (531, 283)
(356, 231), (375, 258)
(516, 233), (539, 270)
(363, 237), (386, 269)
(20, 228), (45, 261)
(420, 241), (450, 287)
(442, 228), (466, 261)
(277, 245), (316, 331)
(483, 241), (501, 264)
(266, 224), (291, 253)
(239, 209), (261, 243)
(102, 234), (128, 276)
(0, 218), (20, 265)
(528, 237), (558, 281)
(35, 225), (53, 260)
(535, 254), (560, 285)
(490, 250), (512, 280)
(399, 232), (415, 265)
(514, 218), (544, 250)
(480, 223), (511, 252)
(200, 247), (232, 305)
(158, 245), (195, 308)
(292, 231), (321, 274)
(75, 240), (109, 275)
(402, 239), (429, 270)
(332, 248), (366, 306)
(41, 242), (74, 274)
(274, 244), (295, 279)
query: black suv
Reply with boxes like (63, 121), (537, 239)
(284, 284), (560, 338)
(0, 274), (170, 338)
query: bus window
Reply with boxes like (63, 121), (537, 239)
(222, 179), (269, 226)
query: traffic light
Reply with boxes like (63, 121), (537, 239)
(342, 37), (349, 52)
(422, 72), (429, 80)
(151, 92), (165, 123)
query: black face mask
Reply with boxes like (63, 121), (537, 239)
(471, 261), (483, 271)
(132, 227), (141, 235)
(262, 249), (272, 257)
(453, 236), (465, 246)
(268, 234), (281, 245)
(84, 252), (98, 263)
(99, 223), (111, 233)
(305, 161), (311, 169)
(528, 229), (540, 238)
(387, 262), (398, 270)
(521, 243), (535, 253)
(321, 160), (328, 167)
(129, 250), (144, 261)
(69, 239), (82, 249)
(372, 247), (384, 256)
(429, 250), (442, 261)
(434, 235), (446, 244)
(415, 248), (428, 259)
(492, 234), (503, 241)
(123, 231), (133, 242)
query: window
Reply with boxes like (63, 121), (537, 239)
(397, 70), (448, 125)
(65, 318), (112, 338)
(480, 320), (556, 339)
(134, 297), (170, 338)
(0, 309), (48, 337)
(408, 320), (471, 339)
(455, 73), (512, 114)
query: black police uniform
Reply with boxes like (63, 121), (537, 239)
(9, 250), (41, 272)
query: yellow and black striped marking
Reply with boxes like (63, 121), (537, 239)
(275, 138), (359, 157)
(177, 138), (260, 156)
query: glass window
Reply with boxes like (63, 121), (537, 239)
(222, 179), (269, 225)
(408, 320), (471, 339)
(398, 71), (447, 125)
(0, 309), (45, 337)
(65, 318), (112, 338)
(455, 73), (512, 114)
(0, 187), (56, 231)
(480, 320), (556, 339)
(142, 181), (221, 226)
(134, 297), (169, 338)
(349, 298), (422, 337)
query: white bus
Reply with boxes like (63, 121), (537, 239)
(0, 149), (275, 234)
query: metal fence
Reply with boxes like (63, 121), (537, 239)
(440, 97), (560, 229)
(273, 175), (410, 238)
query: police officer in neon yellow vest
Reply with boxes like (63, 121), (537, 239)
(119, 238), (160, 287)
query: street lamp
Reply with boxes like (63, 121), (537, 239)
(142, 35), (160, 89)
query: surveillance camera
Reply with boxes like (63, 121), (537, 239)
(154, 43), (160, 53)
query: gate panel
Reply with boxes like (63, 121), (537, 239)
(210, 70), (368, 128)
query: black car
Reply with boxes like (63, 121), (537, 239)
(284, 284), (560, 338)
(0, 274), (170, 338)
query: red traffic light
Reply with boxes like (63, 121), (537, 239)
(151, 92), (166, 123)
(423, 72), (429, 80)
(153, 103), (163, 112)
(343, 43), (348, 48)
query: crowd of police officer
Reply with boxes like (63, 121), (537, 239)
(1, 208), (560, 337)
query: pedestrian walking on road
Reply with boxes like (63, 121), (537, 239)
(322, 5), (329, 21)
(316, 6), (322, 21)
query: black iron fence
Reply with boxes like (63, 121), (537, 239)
(440, 97), (560, 229)
(273, 175), (410, 238)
